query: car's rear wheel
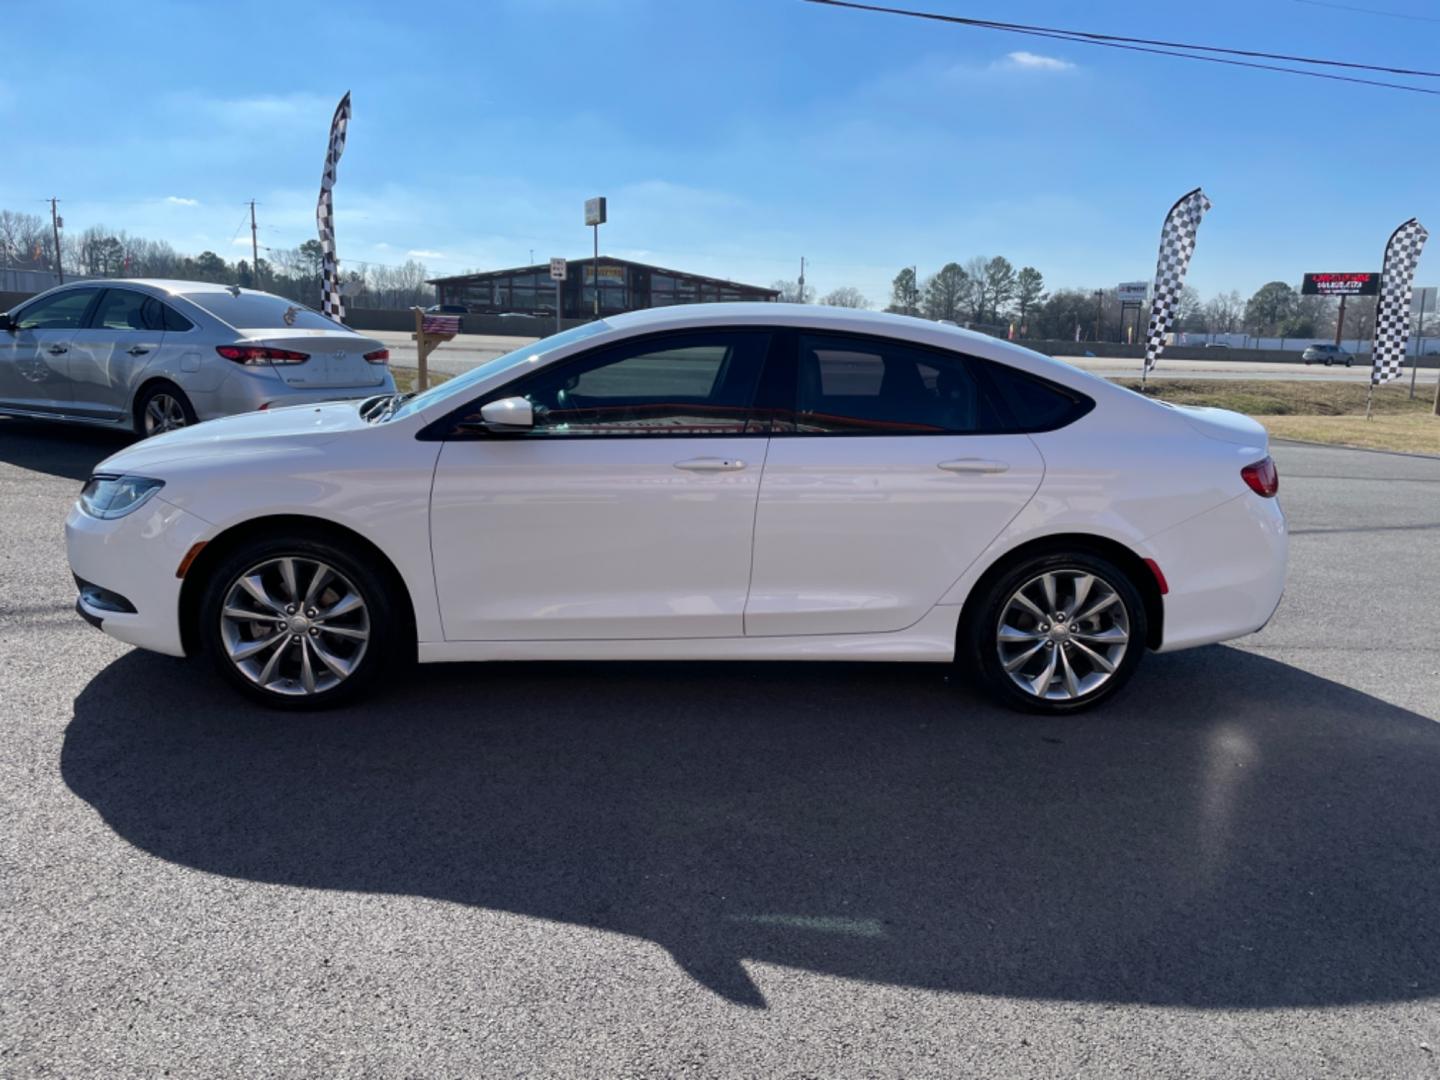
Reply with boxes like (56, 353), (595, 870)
(199, 536), (394, 709)
(134, 382), (197, 437)
(962, 552), (1147, 714)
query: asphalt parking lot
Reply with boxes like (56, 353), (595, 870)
(2, 419), (1439, 1077)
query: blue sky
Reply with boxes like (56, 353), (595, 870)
(4, 0), (1437, 303)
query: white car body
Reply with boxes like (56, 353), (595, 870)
(66, 304), (1286, 701)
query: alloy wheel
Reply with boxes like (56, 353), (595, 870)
(143, 393), (189, 436)
(218, 556), (371, 697)
(995, 569), (1131, 702)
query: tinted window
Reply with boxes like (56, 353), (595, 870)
(156, 300), (193, 331)
(477, 331), (770, 437)
(977, 359), (1091, 432)
(795, 333), (996, 434)
(182, 290), (337, 330)
(14, 288), (100, 330)
(93, 289), (154, 331)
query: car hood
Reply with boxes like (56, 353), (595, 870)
(96, 400), (374, 475)
(1172, 405), (1269, 450)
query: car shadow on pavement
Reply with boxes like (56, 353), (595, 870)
(62, 646), (1440, 1009)
(0, 418), (132, 481)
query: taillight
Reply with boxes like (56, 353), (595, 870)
(216, 345), (310, 366)
(364, 349), (389, 364)
(1241, 456), (1279, 498)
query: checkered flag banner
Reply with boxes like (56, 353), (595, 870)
(316, 92), (351, 322)
(1370, 218), (1428, 385)
(1143, 188), (1212, 373)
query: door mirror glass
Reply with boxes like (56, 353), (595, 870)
(0, 313), (12, 332)
(479, 396), (534, 429)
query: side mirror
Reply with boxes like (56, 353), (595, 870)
(478, 396), (534, 430)
(0, 314), (13, 333)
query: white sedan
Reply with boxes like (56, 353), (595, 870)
(65, 304), (1287, 714)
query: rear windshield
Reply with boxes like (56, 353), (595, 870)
(181, 290), (341, 331)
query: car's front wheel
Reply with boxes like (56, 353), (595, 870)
(962, 552), (1147, 714)
(199, 536), (395, 709)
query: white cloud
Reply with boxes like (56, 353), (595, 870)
(407, 249), (445, 259)
(1002, 51), (1075, 72)
(165, 195), (199, 206)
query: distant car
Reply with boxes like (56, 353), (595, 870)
(1203, 342), (1230, 350)
(1302, 344), (1353, 367)
(0, 280), (395, 437)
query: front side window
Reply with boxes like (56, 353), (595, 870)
(795, 333), (994, 434)
(14, 288), (100, 331)
(476, 331), (771, 437)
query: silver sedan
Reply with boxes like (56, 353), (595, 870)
(0, 279), (396, 436)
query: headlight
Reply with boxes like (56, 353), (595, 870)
(78, 474), (165, 520)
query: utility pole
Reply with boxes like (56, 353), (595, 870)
(911, 264), (918, 315)
(248, 200), (260, 288)
(797, 256), (806, 304)
(1093, 289), (1104, 343)
(49, 198), (63, 284)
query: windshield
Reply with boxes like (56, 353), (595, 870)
(182, 290), (342, 331)
(389, 320), (614, 421)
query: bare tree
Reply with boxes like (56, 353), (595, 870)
(771, 279), (815, 304)
(984, 256), (1017, 323)
(962, 257), (991, 323)
(820, 286), (869, 308)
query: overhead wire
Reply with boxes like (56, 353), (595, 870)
(802, 0), (1440, 96)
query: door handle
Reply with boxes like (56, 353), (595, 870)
(938, 458), (1009, 474)
(126, 346), (150, 356)
(46, 345), (68, 355)
(674, 457), (747, 472)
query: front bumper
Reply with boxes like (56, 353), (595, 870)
(1145, 492), (1288, 653)
(65, 495), (211, 657)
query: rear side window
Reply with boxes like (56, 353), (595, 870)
(794, 333), (1001, 435)
(182, 290), (337, 330)
(976, 359), (1092, 432)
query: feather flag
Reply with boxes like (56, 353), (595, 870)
(316, 92), (351, 321)
(1142, 188), (1211, 379)
(1370, 218), (1428, 386)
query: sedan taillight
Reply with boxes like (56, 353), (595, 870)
(216, 345), (310, 366)
(364, 349), (389, 365)
(1241, 456), (1279, 498)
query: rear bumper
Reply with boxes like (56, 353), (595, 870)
(1145, 493), (1288, 652)
(197, 367), (395, 421)
(65, 496), (210, 657)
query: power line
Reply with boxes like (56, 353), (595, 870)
(1293, 0), (1440, 24)
(803, 0), (1440, 95)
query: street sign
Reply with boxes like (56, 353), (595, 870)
(1117, 281), (1149, 303)
(549, 257), (567, 281)
(1302, 272), (1379, 296)
(584, 197), (607, 227)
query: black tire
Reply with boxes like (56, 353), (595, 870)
(133, 381), (197, 437)
(960, 551), (1148, 715)
(1345, 358), (1353, 367)
(198, 533), (397, 710)
(1324, 357), (1333, 367)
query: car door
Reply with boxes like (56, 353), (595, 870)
(429, 329), (774, 640)
(745, 332), (1049, 637)
(66, 288), (167, 421)
(0, 287), (101, 415)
